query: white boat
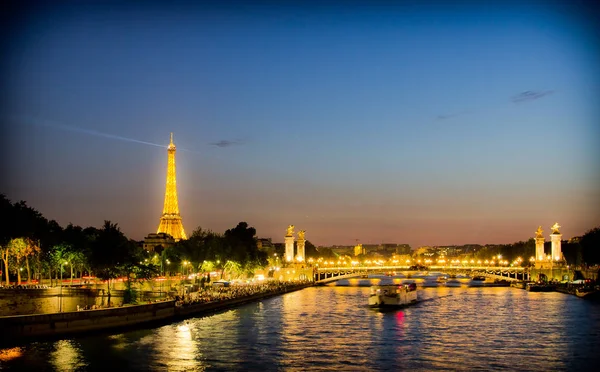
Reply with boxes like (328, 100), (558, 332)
(368, 283), (418, 308)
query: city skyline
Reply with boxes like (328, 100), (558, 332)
(2, 1), (599, 248)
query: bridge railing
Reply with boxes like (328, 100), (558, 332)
(315, 266), (525, 272)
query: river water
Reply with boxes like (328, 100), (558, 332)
(1, 285), (599, 371)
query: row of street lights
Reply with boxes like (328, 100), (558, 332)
(305, 255), (533, 268)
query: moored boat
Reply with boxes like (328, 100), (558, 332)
(368, 283), (418, 308)
(526, 282), (556, 292)
(575, 287), (600, 299)
(510, 281), (528, 289)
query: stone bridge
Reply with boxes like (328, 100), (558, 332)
(314, 266), (528, 284)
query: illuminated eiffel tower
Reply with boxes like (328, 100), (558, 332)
(156, 133), (187, 241)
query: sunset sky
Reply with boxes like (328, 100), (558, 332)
(2, 0), (599, 248)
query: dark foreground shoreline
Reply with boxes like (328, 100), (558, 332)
(0, 282), (313, 347)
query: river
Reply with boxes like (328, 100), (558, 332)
(0, 285), (599, 371)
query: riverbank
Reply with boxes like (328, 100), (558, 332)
(0, 281), (313, 346)
(508, 281), (600, 300)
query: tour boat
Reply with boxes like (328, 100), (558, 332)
(368, 283), (418, 308)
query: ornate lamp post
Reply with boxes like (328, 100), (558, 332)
(59, 261), (68, 312)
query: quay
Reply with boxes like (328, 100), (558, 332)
(0, 281), (313, 346)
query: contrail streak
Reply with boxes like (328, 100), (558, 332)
(18, 116), (204, 154)
(40, 121), (166, 148)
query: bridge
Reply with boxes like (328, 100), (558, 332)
(314, 266), (528, 284)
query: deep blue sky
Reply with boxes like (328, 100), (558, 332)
(2, 1), (599, 247)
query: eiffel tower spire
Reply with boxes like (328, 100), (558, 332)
(157, 132), (187, 240)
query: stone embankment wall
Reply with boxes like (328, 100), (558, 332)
(529, 267), (599, 282)
(529, 267), (572, 282)
(0, 282), (314, 345)
(0, 288), (125, 316)
(0, 300), (176, 342)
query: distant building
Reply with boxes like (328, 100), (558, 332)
(379, 244), (398, 254)
(257, 238), (276, 255)
(354, 244), (365, 256)
(362, 244), (380, 254)
(273, 242), (286, 256)
(396, 244), (412, 255)
(257, 238), (274, 250)
(143, 232), (175, 254)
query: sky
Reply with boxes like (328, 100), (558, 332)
(2, 0), (599, 248)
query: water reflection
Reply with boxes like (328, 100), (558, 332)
(50, 340), (86, 371)
(166, 322), (202, 371)
(0, 286), (598, 371)
(0, 347), (23, 362)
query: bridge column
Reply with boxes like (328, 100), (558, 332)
(285, 234), (295, 262)
(536, 235), (545, 262)
(551, 230), (562, 262)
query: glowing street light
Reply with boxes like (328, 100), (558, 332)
(59, 261), (69, 312)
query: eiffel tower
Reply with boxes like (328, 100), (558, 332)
(156, 133), (187, 241)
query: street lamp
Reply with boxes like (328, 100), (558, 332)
(180, 261), (189, 297)
(59, 261), (68, 312)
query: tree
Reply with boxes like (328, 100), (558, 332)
(581, 227), (600, 265)
(8, 238), (27, 284)
(224, 222), (257, 263)
(223, 260), (242, 279)
(23, 238), (41, 283)
(48, 244), (69, 287)
(1, 242), (9, 285)
(200, 260), (216, 273)
(0, 195), (15, 285)
(316, 247), (336, 259)
(65, 250), (86, 285)
(90, 221), (134, 278)
(122, 261), (160, 304)
(243, 259), (264, 278)
(0, 195), (17, 285)
(304, 240), (318, 258)
(562, 241), (582, 266)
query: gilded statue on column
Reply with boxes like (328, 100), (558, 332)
(550, 222), (561, 234)
(286, 225), (295, 237)
(535, 226), (544, 238)
(298, 230), (306, 240)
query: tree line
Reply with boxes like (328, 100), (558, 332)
(0, 194), (268, 286)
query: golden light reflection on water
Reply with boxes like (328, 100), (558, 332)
(50, 340), (86, 371)
(145, 310), (242, 371)
(158, 324), (200, 371)
(166, 322), (202, 372)
(107, 333), (129, 350)
(342, 277), (431, 287)
(0, 347), (23, 362)
(0, 286), (596, 371)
